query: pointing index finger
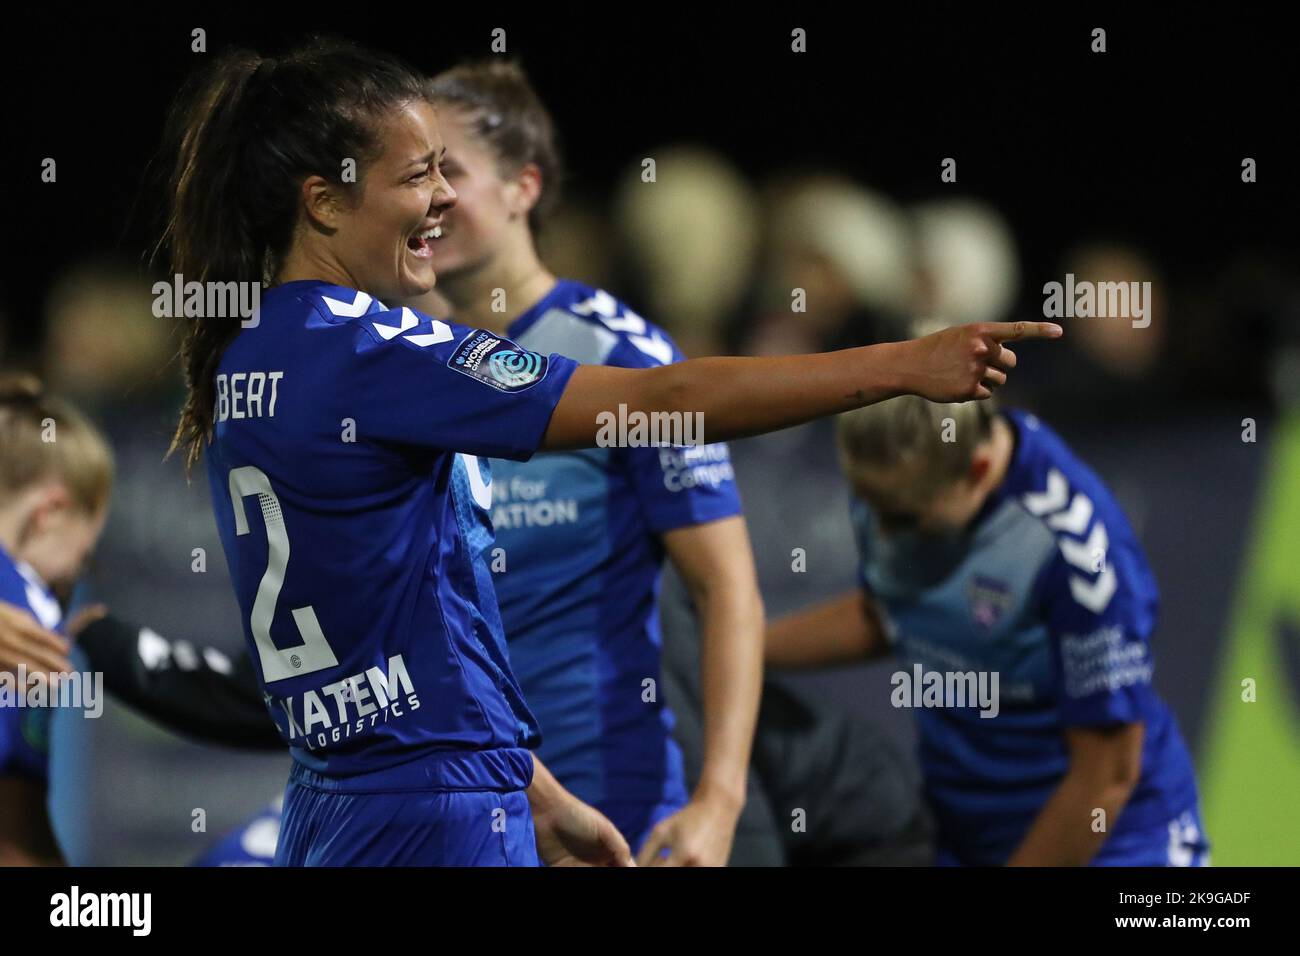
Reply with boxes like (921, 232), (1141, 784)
(986, 321), (1063, 342)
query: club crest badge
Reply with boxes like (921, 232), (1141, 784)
(968, 575), (1012, 630)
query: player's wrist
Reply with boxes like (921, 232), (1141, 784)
(692, 776), (746, 815)
(524, 754), (571, 822)
(874, 339), (919, 399)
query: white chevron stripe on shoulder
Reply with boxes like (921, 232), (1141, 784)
(1022, 468), (1068, 515)
(371, 306), (417, 340)
(629, 332), (674, 365)
(404, 319), (454, 347)
(600, 313), (648, 335)
(1022, 467), (1116, 611)
(1070, 565), (1117, 613)
(1059, 522), (1109, 573)
(570, 291), (670, 361)
(1047, 492), (1094, 535)
(570, 290), (619, 318)
(321, 290), (373, 317)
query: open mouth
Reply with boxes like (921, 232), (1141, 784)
(407, 224), (443, 258)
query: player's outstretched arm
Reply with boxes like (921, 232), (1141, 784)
(765, 589), (891, 669)
(527, 755), (635, 866)
(542, 322), (1062, 450)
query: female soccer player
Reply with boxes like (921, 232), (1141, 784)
(766, 397), (1208, 866)
(400, 60), (760, 866)
(0, 374), (114, 865)
(161, 38), (1056, 867)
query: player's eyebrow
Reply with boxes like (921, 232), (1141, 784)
(407, 146), (445, 168)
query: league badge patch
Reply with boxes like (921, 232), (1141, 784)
(449, 330), (548, 392)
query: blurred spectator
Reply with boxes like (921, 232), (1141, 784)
(1062, 243), (1167, 376)
(908, 199), (1020, 336)
(1007, 242), (1177, 423)
(744, 175), (912, 355)
(615, 146), (759, 356)
(42, 261), (174, 406)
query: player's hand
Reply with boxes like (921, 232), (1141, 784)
(635, 792), (741, 867)
(0, 601), (71, 675)
(898, 321), (1062, 402)
(533, 791), (636, 867)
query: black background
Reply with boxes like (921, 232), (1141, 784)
(4, 7), (1295, 353)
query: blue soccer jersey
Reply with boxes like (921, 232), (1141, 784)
(0, 545), (61, 784)
(488, 281), (743, 834)
(852, 409), (1204, 865)
(205, 281), (578, 793)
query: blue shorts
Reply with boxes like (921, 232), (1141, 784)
(275, 777), (539, 867)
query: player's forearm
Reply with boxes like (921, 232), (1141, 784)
(543, 322), (1061, 450)
(766, 590), (887, 668)
(544, 344), (910, 450)
(1005, 770), (1138, 866)
(692, 578), (764, 809)
(647, 346), (912, 444)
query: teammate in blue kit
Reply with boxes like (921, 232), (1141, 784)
(160, 38), (1057, 866)
(766, 397), (1208, 866)
(405, 62), (764, 865)
(0, 375), (113, 865)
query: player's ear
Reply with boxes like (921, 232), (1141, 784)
(300, 175), (346, 230)
(967, 451), (991, 487)
(507, 163), (543, 220)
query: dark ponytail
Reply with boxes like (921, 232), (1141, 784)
(158, 38), (434, 471)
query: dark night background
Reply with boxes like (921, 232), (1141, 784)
(4, 8), (1295, 351)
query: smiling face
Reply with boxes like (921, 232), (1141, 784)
(317, 99), (458, 300)
(426, 106), (529, 279)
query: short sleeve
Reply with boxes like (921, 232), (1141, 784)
(1039, 538), (1160, 727)
(624, 442), (743, 533)
(605, 329), (741, 533)
(317, 303), (579, 461)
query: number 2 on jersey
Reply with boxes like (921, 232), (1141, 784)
(228, 465), (339, 682)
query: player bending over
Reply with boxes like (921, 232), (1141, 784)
(767, 397), (1208, 866)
